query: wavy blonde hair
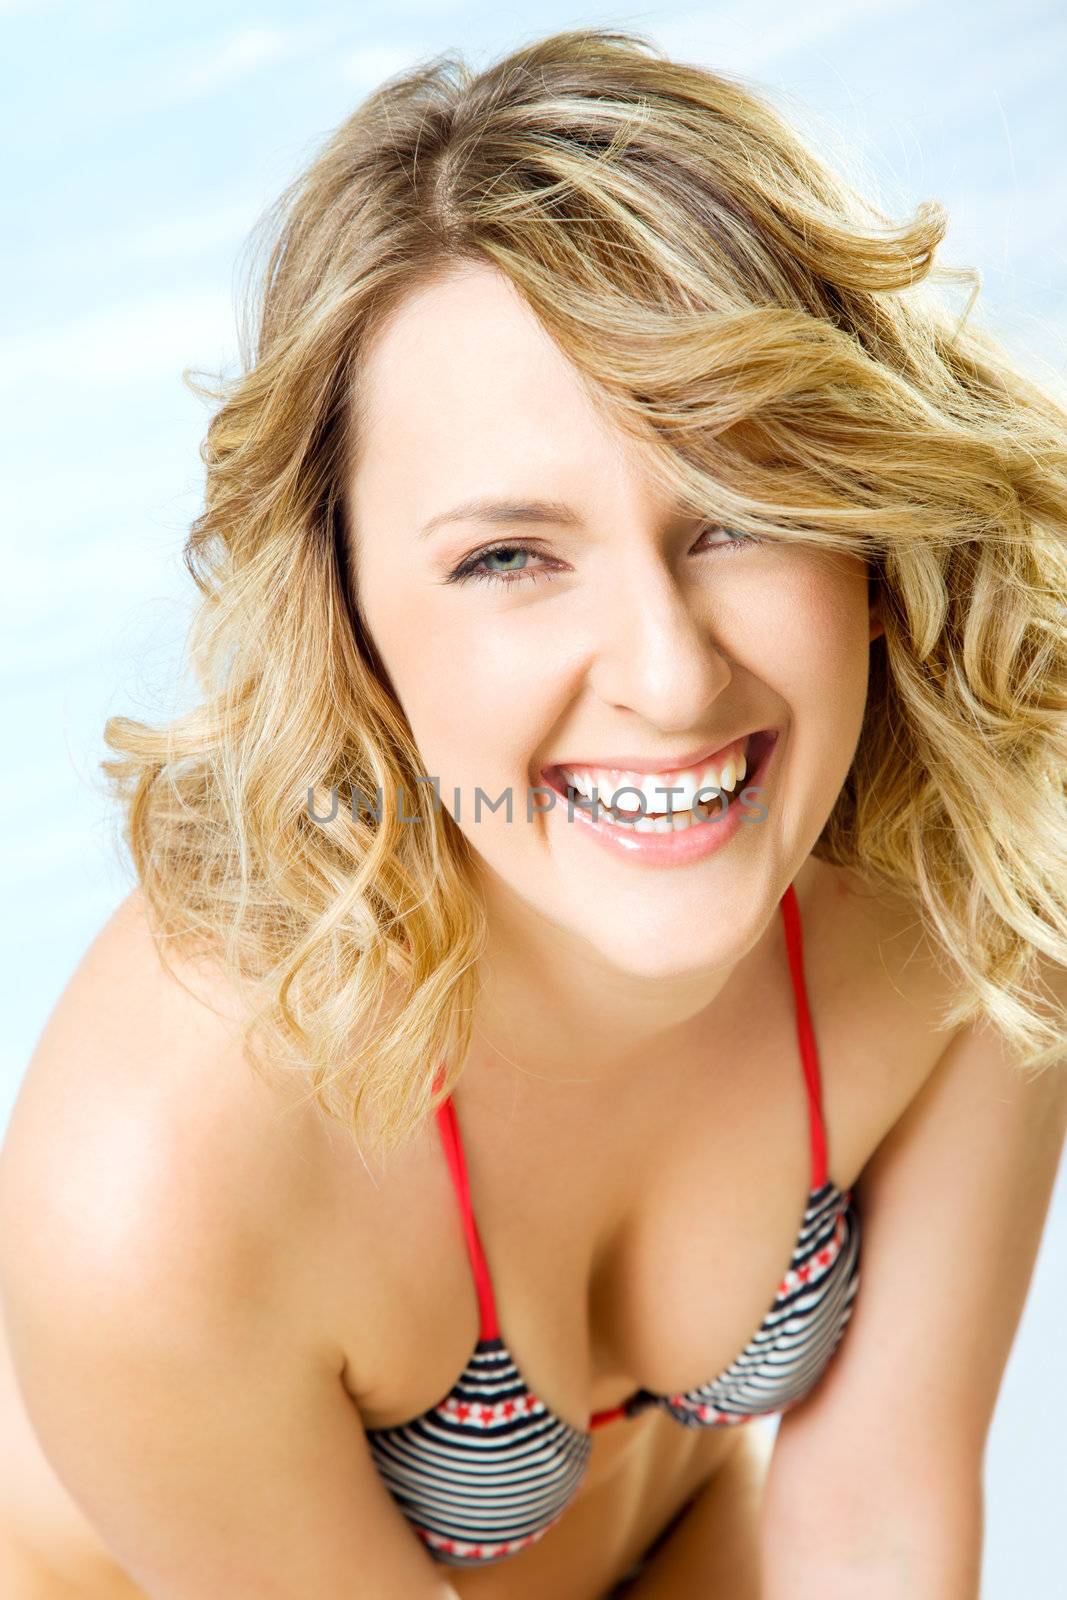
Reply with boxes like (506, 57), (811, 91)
(103, 26), (1067, 1158)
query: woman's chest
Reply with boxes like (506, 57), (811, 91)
(342, 865), (953, 1438)
(320, 867), (957, 1595)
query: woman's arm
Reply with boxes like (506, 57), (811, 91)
(615, 970), (1066, 1600)
(758, 981), (1067, 1599)
(0, 1139), (461, 1600)
(0, 896), (460, 1600)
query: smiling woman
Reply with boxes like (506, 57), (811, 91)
(1, 22), (1066, 1600)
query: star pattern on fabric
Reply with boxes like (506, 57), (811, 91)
(441, 1391), (543, 1426)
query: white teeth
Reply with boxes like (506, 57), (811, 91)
(557, 742), (749, 820)
(565, 770), (597, 801)
(593, 798), (723, 831)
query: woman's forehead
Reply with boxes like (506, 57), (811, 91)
(350, 267), (650, 502)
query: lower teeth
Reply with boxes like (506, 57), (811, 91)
(564, 787), (736, 830)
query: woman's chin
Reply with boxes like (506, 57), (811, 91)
(569, 926), (754, 984)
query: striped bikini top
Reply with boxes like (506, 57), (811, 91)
(364, 880), (862, 1568)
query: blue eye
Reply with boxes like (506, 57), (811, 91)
(444, 542), (559, 589)
(445, 524), (759, 588)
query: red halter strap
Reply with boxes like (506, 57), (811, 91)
(780, 880), (829, 1190)
(431, 1066), (500, 1341)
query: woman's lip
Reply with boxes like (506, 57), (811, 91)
(539, 728), (780, 867)
(541, 728), (774, 784)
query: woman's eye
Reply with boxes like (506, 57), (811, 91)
(445, 524), (758, 588)
(445, 543), (556, 588)
(695, 522), (758, 553)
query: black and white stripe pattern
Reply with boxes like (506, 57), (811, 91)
(364, 1185), (860, 1565)
(365, 1338), (593, 1566)
(652, 1182), (861, 1426)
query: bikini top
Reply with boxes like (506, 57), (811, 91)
(364, 880), (862, 1569)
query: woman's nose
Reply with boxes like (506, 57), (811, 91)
(584, 555), (734, 731)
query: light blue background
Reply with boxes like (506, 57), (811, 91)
(2, 2), (1064, 1594)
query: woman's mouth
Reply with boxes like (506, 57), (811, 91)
(536, 729), (779, 866)
(541, 729), (776, 830)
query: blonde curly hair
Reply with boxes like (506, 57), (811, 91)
(103, 26), (1067, 1158)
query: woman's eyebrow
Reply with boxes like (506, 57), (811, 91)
(418, 497), (585, 540)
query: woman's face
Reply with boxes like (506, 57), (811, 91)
(347, 261), (882, 981)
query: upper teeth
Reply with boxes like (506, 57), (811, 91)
(558, 747), (748, 812)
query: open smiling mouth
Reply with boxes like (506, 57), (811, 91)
(540, 728), (778, 834)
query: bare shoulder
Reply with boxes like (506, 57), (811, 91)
(0, 896), (466, 1600)
(0, 889), (369, 1345)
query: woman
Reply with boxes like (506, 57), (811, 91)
(1, 25), (1065, 1600)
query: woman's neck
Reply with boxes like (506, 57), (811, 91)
(460, 855), (822, 1108)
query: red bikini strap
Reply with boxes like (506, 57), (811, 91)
(779, 882), (829, 1190)
(430, 1064), (500, 1341)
